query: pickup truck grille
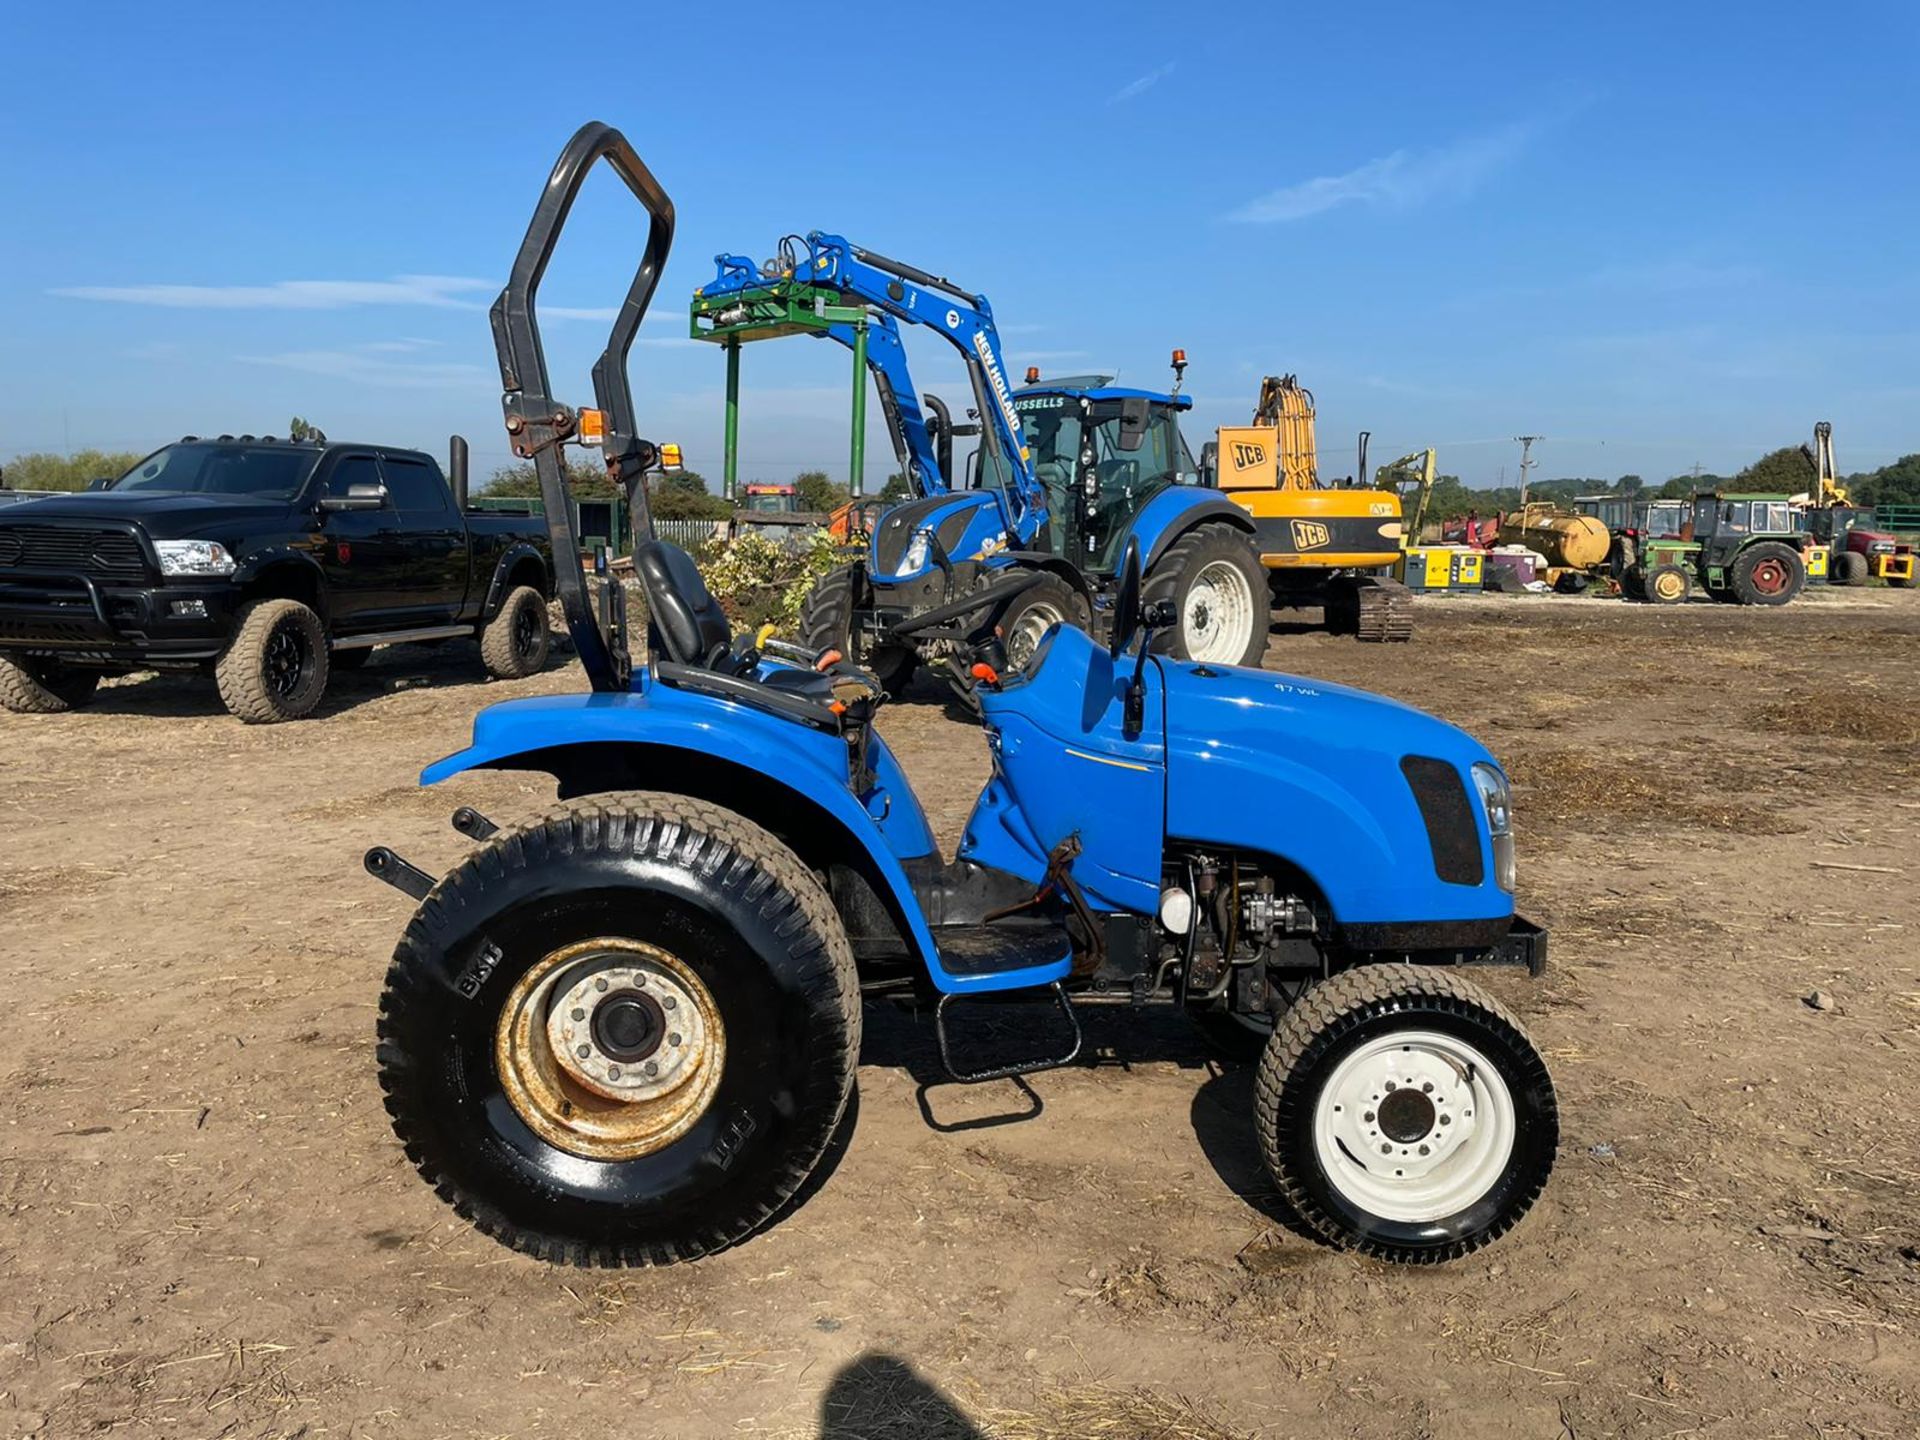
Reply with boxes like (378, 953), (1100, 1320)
(0, 523), (148, 576)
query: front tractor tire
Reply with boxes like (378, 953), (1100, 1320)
(480, 584), (552, 679)
(1255, 964), (1557, 1263)
(1729, 542), (1805, 607)
(799, 563), (917, 694)
(1831, 550), (1868, 586)
(375, 793), (861, 1267)
(215, 598), (330, 723)
(0, 655), (101, 713)
(994, 572), (1090, 675)
(1144, 525), (1268, 667)
(1643, 562), (1692, 605)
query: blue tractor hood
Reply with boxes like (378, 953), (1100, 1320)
(1155, 657), (1514, 938)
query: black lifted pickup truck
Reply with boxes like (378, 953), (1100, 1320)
(0, 434), (554, 722)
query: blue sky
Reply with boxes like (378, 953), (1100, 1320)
(3, 1), (1916, 489)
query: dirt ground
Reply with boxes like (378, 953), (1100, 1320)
(3, 585), (1919, 1440)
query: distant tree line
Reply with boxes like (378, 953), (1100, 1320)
(480, 463), (913, 518)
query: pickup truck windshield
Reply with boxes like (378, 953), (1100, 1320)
(116, 443), (320, 500)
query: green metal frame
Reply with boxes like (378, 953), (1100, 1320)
(691, 280), (871, 499)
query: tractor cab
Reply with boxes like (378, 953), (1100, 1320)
(1689, 493), (1797, 561)
(993, 375), (1202, 575)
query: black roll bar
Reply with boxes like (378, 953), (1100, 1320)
(489, 120), (676, 692)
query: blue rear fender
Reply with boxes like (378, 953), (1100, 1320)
(1120, 488), (1256, 574)
(416, 677), (1034, 994)
(1158, 660), (1515, 940)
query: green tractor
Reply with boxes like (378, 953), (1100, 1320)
(1625, 491), (1827, 606)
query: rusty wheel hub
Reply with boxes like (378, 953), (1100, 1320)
(495, 937), (724, 1161)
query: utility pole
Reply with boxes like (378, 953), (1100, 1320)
(1514, 435), (1542, 510)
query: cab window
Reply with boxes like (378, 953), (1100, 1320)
(380, 455), (451, 513)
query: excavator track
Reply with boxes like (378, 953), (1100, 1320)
(1351, 577), (1415, 643)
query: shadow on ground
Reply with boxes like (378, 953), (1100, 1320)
(818, 1352), (983, 1440)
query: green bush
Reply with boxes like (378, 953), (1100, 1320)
(699, 530), (843, 634)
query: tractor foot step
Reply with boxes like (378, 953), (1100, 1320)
(451, 806), (499, 841)
(935, 982), (1083, 1084)
(364, 847), (435, 901)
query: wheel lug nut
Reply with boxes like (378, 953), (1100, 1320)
(1418, 1144), (1430, 1155)
(608, 1065), (621, 1079)
(571, 1008), (586, 1021)
(669, 1033), (682, 1047)
(1422, 1082), (1434, 1093)
(1380, 1143), (1392, 1154)
(594, 978), (609, 993)
(1384, 1081), (1396, 1091)
(576, 1044), (591, 1059)
(663, 996), (677, 1011)
(645, 1060), (659, 1077)
(1440, 1114), (1452, 1125)
(1363, 1111), (1376, 1123)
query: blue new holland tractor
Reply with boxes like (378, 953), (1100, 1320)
(688, 230), (1269, 698)
(367, 124), (1557, 1268)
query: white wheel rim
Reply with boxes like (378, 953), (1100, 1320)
(1183, 561), (1257, 663)
(1005, 600), (1066, 672)
(1311, 1028), (1516, 1223)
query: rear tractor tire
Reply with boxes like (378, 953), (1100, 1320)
(1144, 525), (1268, 667)
(480, 584), (551, 679)
(0, 655), (101, 713)
(1255, 963), (1557, 1263)
(1729, 542), (1805, 607)
(799, 562), (917, 694)
(376, 793), (862, 1267)
(215, 598), (329, 723)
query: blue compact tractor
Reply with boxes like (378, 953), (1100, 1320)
(367, 125), (1556, 1268)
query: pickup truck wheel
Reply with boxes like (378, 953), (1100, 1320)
(0, 655), (101, 713)
(215, 599), (329, 723)
(480, 585), (551, 679)
(376, 792), (861, 1267)
(1255, 964), (1557, 1263)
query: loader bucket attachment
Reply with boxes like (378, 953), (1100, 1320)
(490, 121), (676, 692)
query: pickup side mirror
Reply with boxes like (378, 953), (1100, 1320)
(319, 482), (388, 513)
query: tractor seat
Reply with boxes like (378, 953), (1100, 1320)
(632, 539), (844, 716)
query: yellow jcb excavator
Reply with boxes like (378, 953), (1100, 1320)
(1203, 375), (1415, 640)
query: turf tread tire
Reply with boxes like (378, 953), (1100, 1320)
(1254, 963), (1556, 1265)
(1831, 551), (1869, 586)
(215, 598), (329, 723)
(376, 791), (860, 1268)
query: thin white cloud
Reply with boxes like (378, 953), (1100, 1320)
(1226, 120), (1537, 223)
(237, 348), (491, 389)
(1108, 63), (1174, 105)
(542, 305), (618, 321)
(51, 275), (494, 310)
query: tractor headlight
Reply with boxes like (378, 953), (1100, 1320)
(154, 539), (237, 577)
(895, 528), (931, 577)
(1471, 762), (1515, 891)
